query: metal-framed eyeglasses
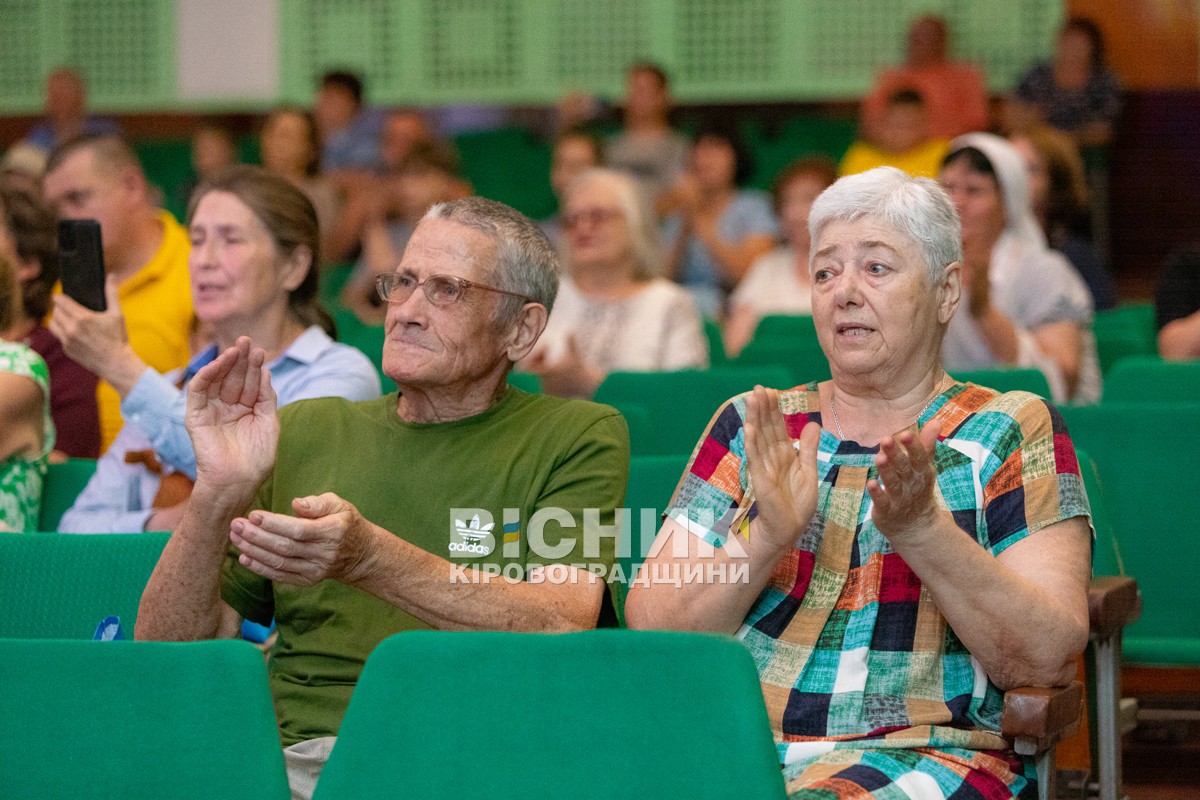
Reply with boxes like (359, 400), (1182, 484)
(375, 273), (533, 307)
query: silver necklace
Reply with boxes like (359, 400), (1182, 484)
(830, 373), (949, 441)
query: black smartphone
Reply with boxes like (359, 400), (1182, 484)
(58, 219), (107, 312)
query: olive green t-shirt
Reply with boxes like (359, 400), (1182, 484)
(220, 388), (629, 746)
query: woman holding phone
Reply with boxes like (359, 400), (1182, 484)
(57, 166), (380, 533)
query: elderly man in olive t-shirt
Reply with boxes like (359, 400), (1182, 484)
(137, 197), (629, 800)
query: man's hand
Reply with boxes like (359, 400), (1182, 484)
(229, 493), (379, 586)
(48, 277), (146, 396)
(186, 337), (279, 491)
(744, 386), (821, 552)
(868, 421), (945, 543)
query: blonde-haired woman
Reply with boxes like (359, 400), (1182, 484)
(524, 168), (707, 397)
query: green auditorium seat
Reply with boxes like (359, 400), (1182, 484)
(320, 262), (356, 308)
(0, 531), (170, 639)
(452, 126), (555, 219)
(614, 453), (689, 623)
(313, 630), (786, 799)
(1091, 304), (1157, 376)
(949, 367), (1052, 398)
(594, 366), (794, 456)
(0, 639), (289, 799)
(703, 317), (728, 367)
(752, 314), (817, 341)
(734, 337), (831, 385)
(331, 308), (395, 393)
(506, 371), (542, 394)
(1060, 402), (1200, 667)
(1101, 355), (1200, 403)
(38, 458), (98, 532)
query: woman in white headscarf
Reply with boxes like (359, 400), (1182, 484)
(938, 132), (1100, 403)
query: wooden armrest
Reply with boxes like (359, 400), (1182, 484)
(1000, 681), (1083, 755)
(1088, 575), (1141, 639)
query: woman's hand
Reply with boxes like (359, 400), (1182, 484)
(744, 385), (821, 552)
(523, 336), (604, 398)
(48, 277), (147, 397)
(961, 240), (993, 318)
(868, 420), (945, 543)
(185, 337), (279, 492)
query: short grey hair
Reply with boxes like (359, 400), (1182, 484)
(808, 166), (961, 280)
(423, 196), (560, 322)
(563, 168), (663, 281)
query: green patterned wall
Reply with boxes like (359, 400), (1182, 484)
(0, 0), (176, 112)
(0, 0), (1062, 112)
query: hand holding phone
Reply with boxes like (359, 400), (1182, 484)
(58, 219), (107, 312)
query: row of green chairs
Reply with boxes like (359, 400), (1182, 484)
(0, 632), (785, 799)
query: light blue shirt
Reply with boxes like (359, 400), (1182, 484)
(59, 326), (381, 533)
(663, 190), (777, 318)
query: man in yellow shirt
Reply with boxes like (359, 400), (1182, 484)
(43, 135), (193, 452)
(840, 89), (949, 180)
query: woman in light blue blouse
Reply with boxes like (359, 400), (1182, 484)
(59, 167), (380, 534)
(662, 123), (777, 318)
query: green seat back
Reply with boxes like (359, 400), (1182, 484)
(452, 127), (555, 219)
(0, 639), (289, 799)
(1073, 448), (1121, 578)
(734, 337), (830, 385)
(949, 367), (1052, 398)
(753, 314), (817, 341)
(314, 630), (786, 799)
(331, 309), (395, 393)
(1091, 304), (1158, 376)
(1102, 356), (1200, 403)
(320, 262), (355, 308)
(1060, 402), (1200, 665)
(703, 317), (728, 367)
(38, 458), (98, 532)
(615, 454), (690, 622)
(594, 367), (794, 456)
(0, 532), (170, 639)
(505, 372), (543, 394)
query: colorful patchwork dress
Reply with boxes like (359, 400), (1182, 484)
(0, 341), (54, 532)
(666, 381), (1090, 799)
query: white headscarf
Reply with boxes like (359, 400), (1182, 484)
(947, 132), (1047, 275)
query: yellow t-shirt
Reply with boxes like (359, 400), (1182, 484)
(96, 211), (194, 451)
(838, 138), (950, 179)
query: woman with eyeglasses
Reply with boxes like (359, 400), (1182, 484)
(521, 168), (707, 398)
(58, 166), (380, 534)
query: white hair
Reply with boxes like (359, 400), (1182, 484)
(808, 166), (962, 280)
(563, 168), (663, 280)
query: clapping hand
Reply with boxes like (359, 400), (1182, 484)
(868, 421), (945, 543)
(185, 337), (279, 492)
(744, 386), (821, 552)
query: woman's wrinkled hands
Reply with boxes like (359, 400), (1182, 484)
(230, 493), (378, 587)
(185, 337), (279, 491)
(869, 421), (946, 543)
(744, 385), (821, 553)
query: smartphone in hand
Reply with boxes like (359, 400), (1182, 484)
(58, 219), (107, 312)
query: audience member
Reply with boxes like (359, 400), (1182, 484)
(378, 110), (434, 172)
(24, 68), (119, 153)
(523, 169), (707, 397)
(939, 133), (1100, 403)
(59, 167), (379, 534)
(43, 135), (194, 451)
(0, 180), (99, 458)
(176, 120), (239, 215)
(136, 197), (628, 799)
(1009, 126), (1116, 310)
(860, 16), (989, 142)
(1155, 247), (1200, 360)
(663, 123), (777, 318)
(626, 167), (1091, 800)
(541, 127), (604, 247)
(723, 156), (838, 357)
(1, 142), (49, 197)
(605, 62), (690, 213)
(341, 139), (463, 324)
(314, 70), (383, 177)
(1009, 18), (1122, 148)
(0, 249), (54, 532)
(260, 106), (340, 248)
(841, 89), (949, 179)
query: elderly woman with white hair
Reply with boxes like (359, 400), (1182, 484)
(523, 168), (707, 397)
(939, 132), (1100, 403)
(626, 167), (1092, 799)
